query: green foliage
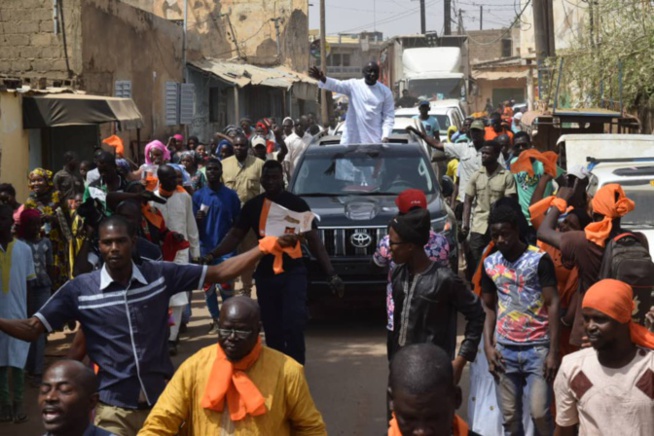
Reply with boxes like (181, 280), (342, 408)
(557, 1), (654, 110)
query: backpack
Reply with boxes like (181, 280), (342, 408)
(599, 232), (654, 325)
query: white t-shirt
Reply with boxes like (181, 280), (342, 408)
(554, 346), (654, 435)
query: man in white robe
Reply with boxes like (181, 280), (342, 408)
(153, 165), (200, 355)
(309, 62), (394, 145)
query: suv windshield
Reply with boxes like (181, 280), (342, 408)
(613, 180), (654, 227)
(292, 148), (436, 196)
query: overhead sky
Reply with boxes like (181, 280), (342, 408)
(308, 0), (523, 37)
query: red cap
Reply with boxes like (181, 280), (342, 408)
(395, 189), (427, 214)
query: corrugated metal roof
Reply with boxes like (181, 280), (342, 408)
(189, 59), (318, 90)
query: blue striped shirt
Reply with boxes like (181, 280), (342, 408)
(35, 260), (207, 409)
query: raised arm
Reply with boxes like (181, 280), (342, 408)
(309, 67), (352, 95)
(406, 126), (445, 151)
(537, 186), (575, 250)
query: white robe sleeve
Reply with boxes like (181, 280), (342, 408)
(184, 194), (201, 259)
(319, 77), (353, 96)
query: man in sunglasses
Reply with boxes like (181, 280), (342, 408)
(139, 296), (326, 435)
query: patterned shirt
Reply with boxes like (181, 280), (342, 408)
(481, 245), (557, 345)
(373, 230), (450, 331)
(22, 238), (52, 288)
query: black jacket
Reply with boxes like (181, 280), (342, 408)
(390, 262), (485, 362)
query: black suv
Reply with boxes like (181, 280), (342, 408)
(289, 138), (456, 298)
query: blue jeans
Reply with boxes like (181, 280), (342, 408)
(255, 266), (308, 365)
(495, 343), (553, 436)
(205, 283), (235, 319)
(26, 286), (51, 376)
(204, 257), (234, 319)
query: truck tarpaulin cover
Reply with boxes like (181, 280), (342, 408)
(23, 94), (144, 129)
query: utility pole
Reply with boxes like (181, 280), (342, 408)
(444, 0), (451, 35)
(320, 0), (328, 125)
(420, 0), (426, 34)
(457, 9), (463, 35)
(479, 5), (483, 30)
(532, 0), (548, 62)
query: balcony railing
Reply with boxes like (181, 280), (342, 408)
(326, 66), (363, 74)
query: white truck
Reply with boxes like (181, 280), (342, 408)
(400, 47), (466, 102)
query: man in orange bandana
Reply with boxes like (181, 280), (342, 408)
(139, 296), (326, 435)
(554, 279), (654, 435)
(537, 182), (642, 347)
(388, 343), (479, 436)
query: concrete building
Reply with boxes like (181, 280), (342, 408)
(123, 0), (310, 72)
(309, 31), (384, 81)
(0, 0), (189, 168)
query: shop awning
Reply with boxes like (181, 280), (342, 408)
(472, 70), (529, 80)
(189, 59), (318, 96)
(23, 93), (144, 129)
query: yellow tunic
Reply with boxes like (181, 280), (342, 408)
(138, 345), (327, 436)
(221, 155), (265, 204)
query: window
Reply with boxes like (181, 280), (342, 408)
(502, 39), (512, 58)
(114, 80), (132, 98)
(342, 54), (351, 66)
(331, 53), (341, 66)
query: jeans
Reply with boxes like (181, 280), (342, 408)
(205, 283), (235, 319)
(255, 266), (308, 365)
(204, 256), (234, 320)
(26, 286), (51, 376)
(495, 343), (553, 436)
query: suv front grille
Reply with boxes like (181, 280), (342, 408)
(320, 227), (388, 257)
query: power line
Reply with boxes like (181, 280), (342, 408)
(465, 0), (532, 45)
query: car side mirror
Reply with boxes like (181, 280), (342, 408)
(440, 175), (454, 197)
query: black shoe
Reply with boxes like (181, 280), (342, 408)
(169, 341), (178, 356)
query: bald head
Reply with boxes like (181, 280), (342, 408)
(363, 61), (380, 85)
(390, 343), (454, 395)
(45, 359), (98, 395)
(220, 296), (261, 325)
(389, 344), (460, 435)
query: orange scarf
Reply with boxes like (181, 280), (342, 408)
(258, 235), (302, 274)
(142, 205), (165, 231)
(158, 185), (187, 197)
(388, 413), (469, 436)
(584, 184), (635, 247)
(528, 196), (573, 229)
(201, 337), (267, 421)
(472, 241), (495, 296)
(510, 149), (558, 178)
(582, 279), (654, 349)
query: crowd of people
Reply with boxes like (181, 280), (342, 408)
(0, 63), (652, 436)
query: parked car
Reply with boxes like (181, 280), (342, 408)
(394, 106), (463, 140)
(289, 140), (457, 299)
(587, 158), (654, 257)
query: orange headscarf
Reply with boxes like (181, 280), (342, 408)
(102, 135), (125, 157)
(582, 279), (654, 349)
(510, 149), (558, 178)
(388, 413), (469, 436)
(201, 337), (267, 421)
(258, 235), (303, 274)
(528, 196), (573, 229)
(584, 184), (635, 247)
